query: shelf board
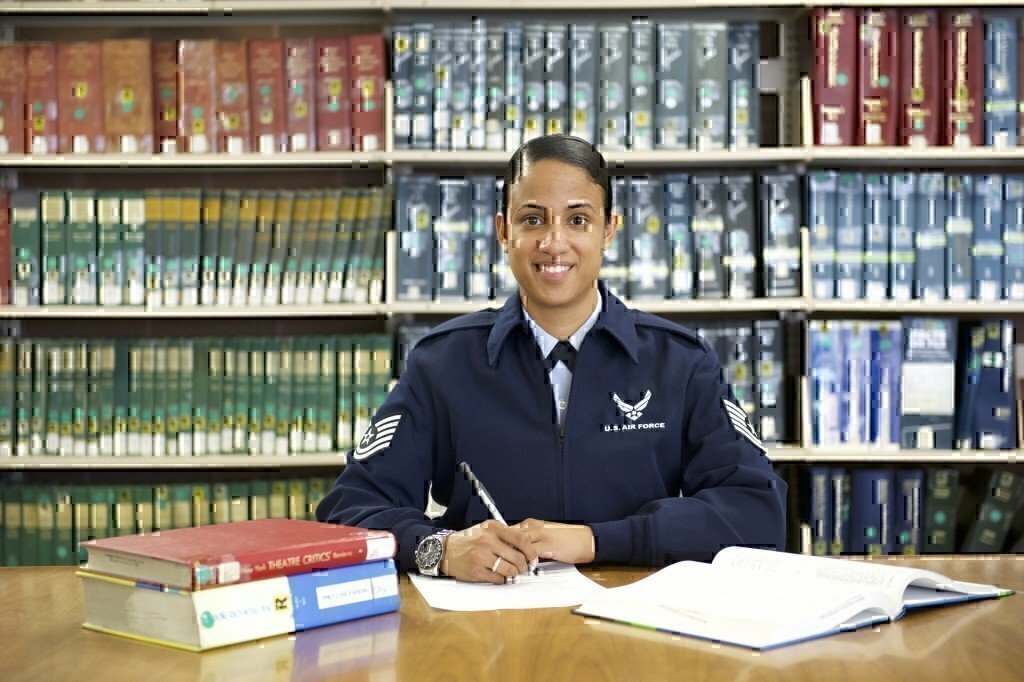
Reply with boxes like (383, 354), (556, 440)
(390, 148), (806, 167)
(777, 448), (1024, 464)
(0, 152), (388, 169)
(386, 0), (806, 8)
(808, 300), (1024, 315)
(807, 147), (1024, 167)
(0, 454), (347, 470)
(0, 304), (385, 319)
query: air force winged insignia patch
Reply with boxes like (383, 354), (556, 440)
(722, 399), (765, 452)
(352, 414), (402, 460)
(613, 391), (652, 421)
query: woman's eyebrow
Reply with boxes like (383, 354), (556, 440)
(567, 201), (595, 211)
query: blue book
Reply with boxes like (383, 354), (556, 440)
(809, 320), (841, 446)
(965, 320), (1017, 450)
(972, 174), (1004, 301)
(391, 25), (414, 149)
(569, 23), (598, 144)
(693, 174), (726, 299)
(835, 173), (864, 300)
(664, 173), (693, 299)
(467, 175), (495, 301)
(410, 24), (434, 150)
(945, 174), (974, 301)
(503, 23), (525, 151)
(723, 173), (757, 299)
(522, 22), (546, 144)
(629, 18), (655, 150)
(849, 469), (895, 556)
(728, 22), (760, 150)
(431, 26), (454, 150)
(544, 24), (569, 137)
(449, 26), (473, 150)
(809, 467), (832, 556)
(914, 173), (947, 301)
(690, 23), (728, 151)
(485, 24), (506, 150)
(627, 176), (668, 300)
(863, 174), (890, 300)
(895, 470), (924, 555)
(469, 17), (488, 150)
(900, 317), (957, 449)
(656, 23), (690, 149)
(600, 176), (629, 298)
(598, 23), (629, 151)
(923, 468), (959, 553)
(1004, 175), (1024, 300)
(806, 170), (837, 300)
(752, 319), (786, 444)
(394, 174), (437, 301)
(984, 16), (1018, 148)
(758, 172), (801, 297)
(889, 173), (916, 301)
(436, 177), (471, 301)
(870, 321), (902, 446)
(830, 468), (850, 555)
(840, 321), (871, 445)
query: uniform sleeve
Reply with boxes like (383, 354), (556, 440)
(315, 349), (443, 572)
(587, 349), (787, 566)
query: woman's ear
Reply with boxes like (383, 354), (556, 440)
(495, 212), (509, 253)
(603, 212), (620, 250)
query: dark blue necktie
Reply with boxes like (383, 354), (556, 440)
(546, 341), (578, 373)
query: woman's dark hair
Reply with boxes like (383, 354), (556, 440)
(502, 134), (612, 220)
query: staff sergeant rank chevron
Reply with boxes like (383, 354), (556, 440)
(352, 414), (402, 460)
(722, 398), (765, 452)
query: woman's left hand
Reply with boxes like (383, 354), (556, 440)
(511, 519), (596, 565)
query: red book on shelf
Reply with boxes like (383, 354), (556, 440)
(102, 39), (154, 154)
(152, 40), (180, 154)
(315, 37), (352, 151)
(899, 10), (941, 148)
(811, 8), (858, 146)
(0, 189), (10, 304)
(57, 42), (105, 154)
(857, 9), (898, 146)
(0, 43), (27, 155)
(81, 518), (397, 591)
(216, 40), (252, 154)
(248, 40), (287, 154)
(25, 43), (58, 155)
(348, 34), (386, 152)
(941, 9), (983, 148)
(285, 38), (317, 152)
(179, 40), (218, 154)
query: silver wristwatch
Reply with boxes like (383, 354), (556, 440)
(415, 530), (454, 576)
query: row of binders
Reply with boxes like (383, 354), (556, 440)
(392, 19), (760, 152)
(812, 9), (1024, 148)
(0, 335), (393, 459)
(809, 318), (1019, 450)
(799, 467), (1024, 556)
(0, 187), (393, 307)
(0, 36), (386, 155)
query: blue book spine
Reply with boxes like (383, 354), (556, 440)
(690, 23), (728, 151)
(810, 466), (832, 556)
(752, 319), (786, 444)
(601, 176), (629, 297)
(728, 22), (759, 150)
(410, 24), (434, 150)
(895, 470), (924, 555)
(664, 173), (693, 299)
(569, 24), (598, 144)
(522, 23), (546, 144)
(889, 173), (916, 301)
(467, 175), (495, 301)
(504, 23), (524, 152)
(870, 321), (902, 446)
(809, 320), (841, 446)
(450, 26), (473, 151)
(693, 174), (725, 299)
(830, 468), (850, 555)
(835, 172), (864, 300)
(945, 174), (974, 301)
(1004, 175), (1024, 299)
(598, 23), (629, 151)
(627, 176), (668, 300)
(840, 321), (871, 445)
(656, 23), (690, 149)
(914, 173), (947, 301)
(863, 173), (890, 300)
(436, 178), (471, 301)
(431, 26), (454, 150)
(391, 25), (414, 150)
(899, 317), (958, 449)
(723, 173), (757, 299)
(984, 16), (1018, 148)
(849, 469), (895, 556)
(394, 174), (437, 302)
(469, 18), (488, 150)
(972, 174), (1004, 301)
(758, 172), (801, 297)
(807, 170), (837, 300)
(485, 25), (506, 151)
(629, 19), (655, 150)
(972, 320), (1017, 449)
(290, 559), (400, 631)
(544, 24), (569, 137)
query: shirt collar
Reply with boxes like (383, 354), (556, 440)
(522, 289), (602, 359)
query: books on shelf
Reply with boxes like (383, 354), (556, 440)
(574, 546), (1011, 650)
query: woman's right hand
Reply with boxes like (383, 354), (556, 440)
(441, 520), (539, 584)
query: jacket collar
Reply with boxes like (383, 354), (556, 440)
(486, 281), (639, 367)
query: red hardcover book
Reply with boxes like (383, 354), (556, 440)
(285, 38), (316, 152)
(858, 9), (898, 146)
(248, 40), (287, 154)
(57, 42), (105, 154)
(348, 34), (386, 152)
(942, 9), (984, 148)
(179, 40), (217, 154)
(0, 44), (27, 155)
(0, 189), (10, 304)
(102, 39), (154, 154)
(152, 40), (180, 154)
(899, 10), (941, 148)
(25, 43), (58, 154)
(315, 37), (352, 151)
(81, 518), (397, 591)
(216, 40), (252, 154)
(811, 9), (858, 146)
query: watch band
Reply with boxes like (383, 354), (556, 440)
(416, 529), (454, 576)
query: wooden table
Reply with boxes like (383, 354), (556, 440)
(1, 556), (1022, 682)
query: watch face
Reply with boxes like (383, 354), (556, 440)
(416, 536), (442, 571)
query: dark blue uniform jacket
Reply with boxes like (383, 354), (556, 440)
(317, 284), (788, 572)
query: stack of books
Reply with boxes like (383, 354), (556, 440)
(78, 518), (399, 651)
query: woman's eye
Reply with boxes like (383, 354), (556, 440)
(569, 215), (589, 227)
(523, 215), (544, 226)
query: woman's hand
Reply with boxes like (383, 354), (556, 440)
(441, 520), (539, 584)
(512, 519), (596, 565)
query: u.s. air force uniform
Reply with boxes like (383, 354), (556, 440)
(316, 283), (788, 572)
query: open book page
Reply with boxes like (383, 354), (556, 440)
(711, 547), (1010, 611)
(574, 560), (897, 650)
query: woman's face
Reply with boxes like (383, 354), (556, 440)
(496, 159), (618, 320)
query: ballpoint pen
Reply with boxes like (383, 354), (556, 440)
(459, 461), (539, 575)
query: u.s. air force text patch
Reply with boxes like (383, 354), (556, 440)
(353, 414), (402, 460)
(722, 399), (765, 452)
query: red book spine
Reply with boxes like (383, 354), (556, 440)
(348, 34), (386, 152)
(25, 43), (58, 155)
(102, 39), (154, 154)
(899, 10), (941, 147)
(57, 42), (105, 154)
(0, 44), (27, 155)
(179, 40), (217, 154)
(0, 189), (10, 304)
(811, 9), (858, 146)
(315, 37), (352, 151)
(248, 40), (287, 154)
(285, 38), (316, 152)
(152, 41), (180, 154)
(216, 40), (252, 154)
(858, 9), (898, 146)
(942, 9), (984, 148)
